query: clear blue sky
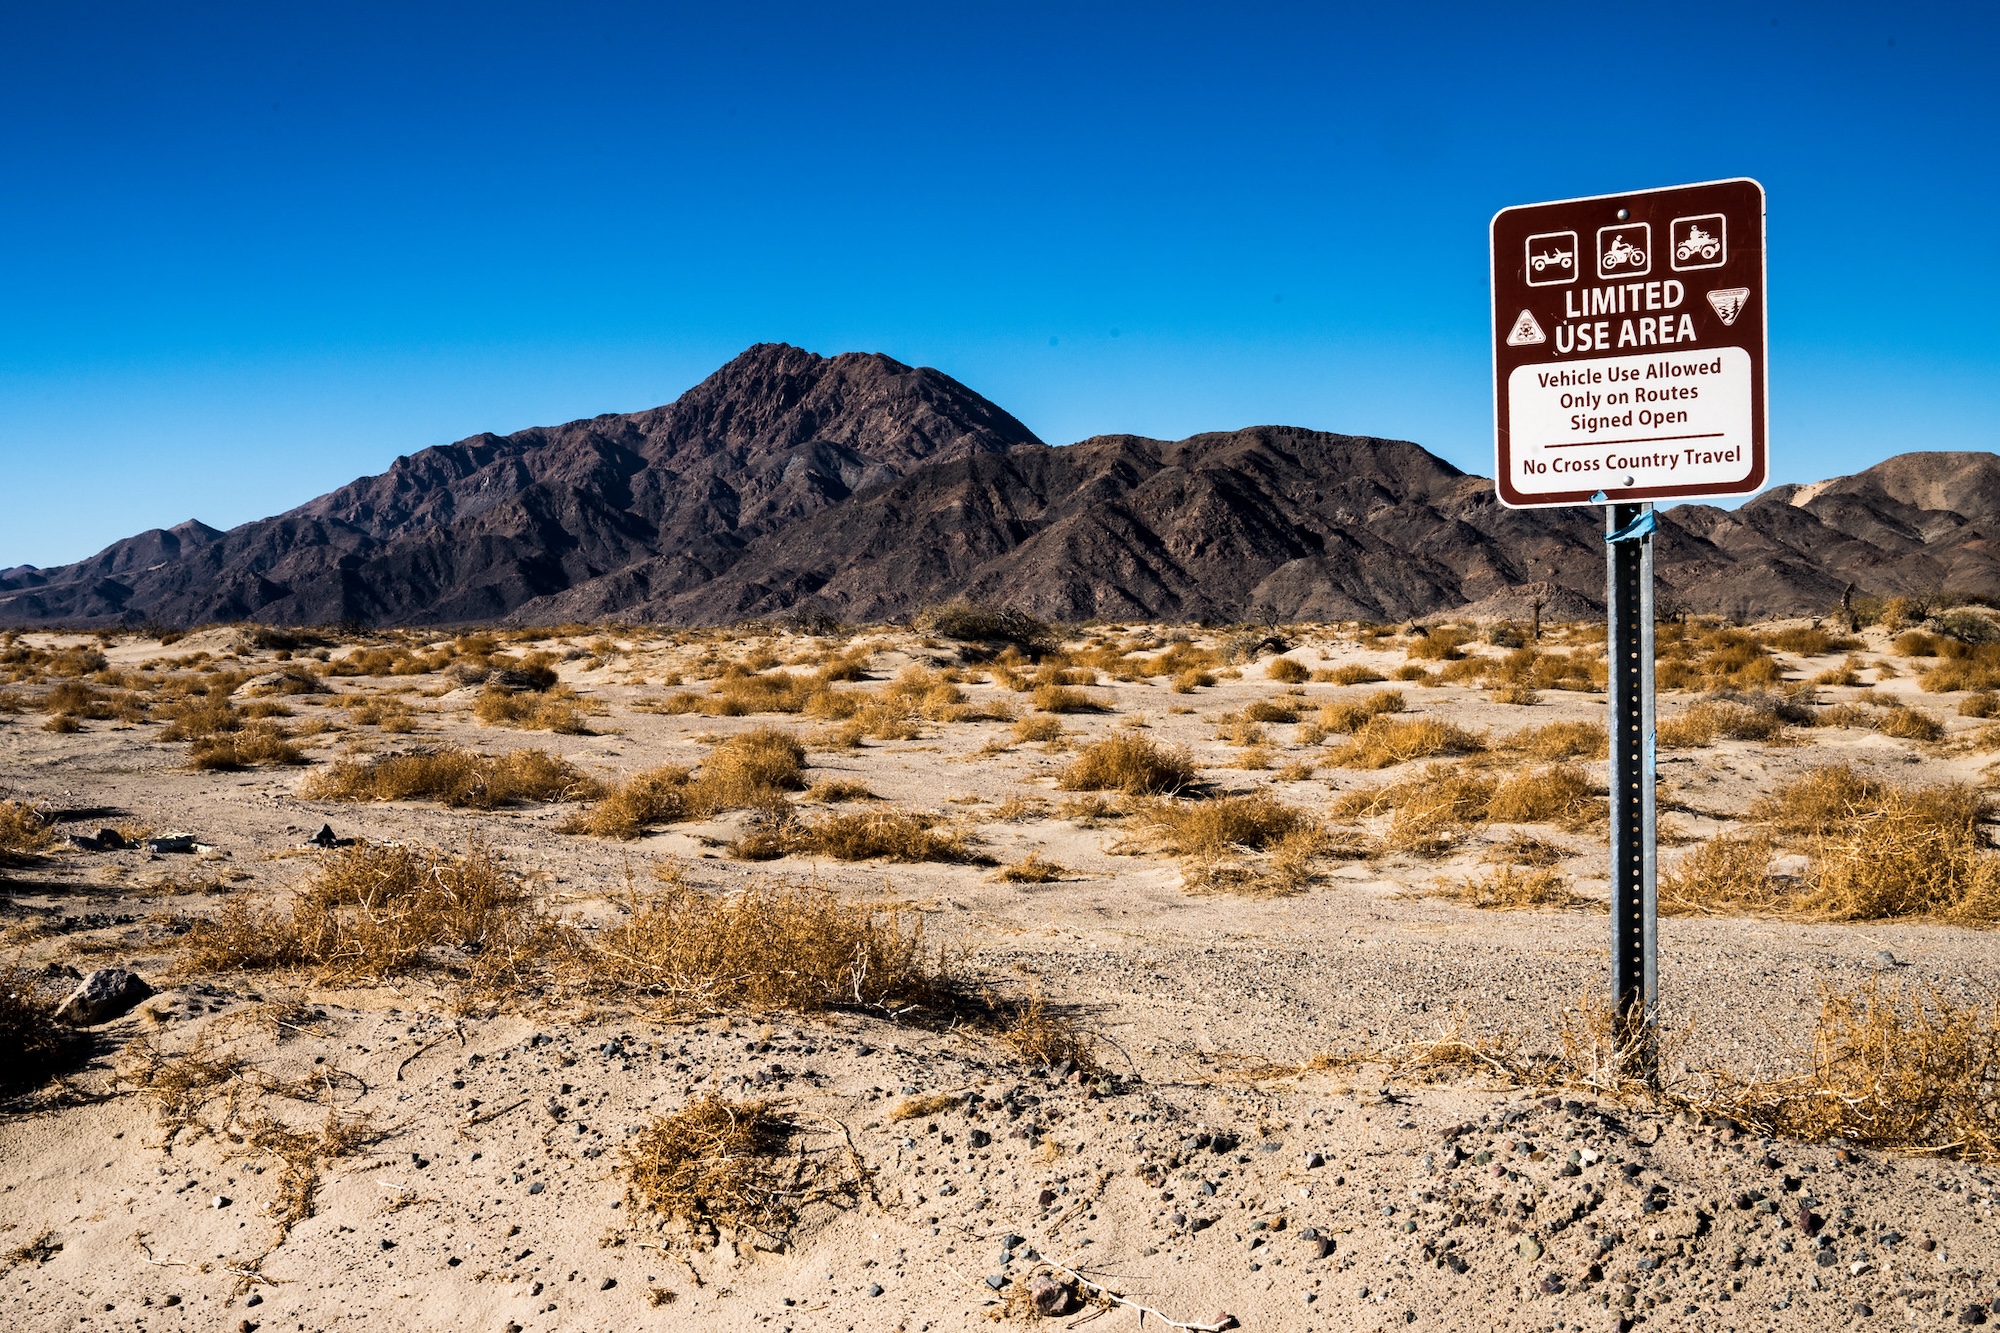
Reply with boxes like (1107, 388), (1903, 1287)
(2, 1), (1995, 568)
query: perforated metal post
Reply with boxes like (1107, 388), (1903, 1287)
(1605, 502), (1658, 1079)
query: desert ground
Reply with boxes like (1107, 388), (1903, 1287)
(3, 613), (1999, 1333)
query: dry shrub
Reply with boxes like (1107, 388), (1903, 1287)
(1708, 981), (2000, 1161)
(1170, 667), (1217, 693)
(117, 1034), (248, 1145)
(1243, 698), (1300, 724)
(157, 695), (241, 741)
(1326, 715), (1484, 769)
(1405, 627), (1469, 661)
(0, 800), (57, 863)
(563, 767), (693, 839)
(240, 1109), (384, 1238)
(1485, 831), (1566, 866)
(40, 713), (81, 733)
(303, 746), (596, 809)
(594, 877), (942, 1012)
(1872, 704), (1945, 741)
(0, 967), (84, 1094)
(1433, 865), (1591, 911)
(1656, 700), (1788, 747)
(1316, 689), (1406, 733)
(472, 684), (593, 734)
(1485, 764), (1603, 826)
(1894, 630), (1940, 657)
(997, 853), (1068, 883)
(346, 696), (417, 731)
(1144, 792), (1312, 857)
(804, 778), (877, 803)
(1057, 734), (1196, 795)
(1749, 764), (1885, 836)
(1032, 684), (1107, 714)
(1316, 663), (1385, 685)
(1659, 832), (1785, 916)
(621, 1095), (856, 1247)
(763, 809), (983, 864)
(1265, 656), (1310, 683)
(189, 723), (304, 770)
(1336, 764), (1493, 855)
(997, 994), (1101, 1075)
(691, 727), (807, 811)
(1504, 720), (1608, 760)
(1961, 690), (2000, 718)
(1805, 784), (1997, 922)
(180, 841), (533, 980)
(890, 1092), (962, 1121)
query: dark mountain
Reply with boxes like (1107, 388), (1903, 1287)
(3, 343), (1997, 628)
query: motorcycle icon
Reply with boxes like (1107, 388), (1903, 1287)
(1601, 236), (1647, 271)
(1676, 226), (1721, 262)
(1530, 249), (1573, 273)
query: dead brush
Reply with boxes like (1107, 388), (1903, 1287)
(1503, 720), (1608, 760)
(1315, 663), (1386, 685)
(742, 809), (986, 864)
(1429, 864), (1594, 912)
(1697, 980), (2000, 1161)
(1265, 656), (1310, 683)
(180, 840), (545, 982)
(237, 1109), (384, 1239)
(1655, 699), (1789, 747)
(687, 727), (808, 813)
(1326, 715), (1485, 770)
(1032, 683), (1108, 714)
(1484, 764), (1604, 827)
(1056, 734), (1196, 795)
(561, 767), (693, 839)
(157, 694), (243, 741)
(1315, 688), (1406, 734)
(189, 722), (305, 770)
(1141, 792), (1314, 858)
(889, 1092), (962, 1121)
(1337, 764), (1493, 855)
(303, 745), (597, 809)
(592, 876), (943, 1012)
(996, 853), (1069, 883)
(0, 799), (57, 864)
(621, 1094), (860, 1249)
(803, 778), (878, 803)
(994, 993), (1102, 1076)
(0, 965), (85, 1094)
(1658, 832), (1786, 916)
(472, 684), (595, 734)
(117, 1033), (248, 1147)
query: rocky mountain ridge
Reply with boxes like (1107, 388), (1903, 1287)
(3, 343), (1995, 627)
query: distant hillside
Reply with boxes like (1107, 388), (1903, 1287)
(3, 343), (1995, 626)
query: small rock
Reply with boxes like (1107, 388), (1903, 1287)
(1310, 1238), (1336, 1260)
(1305, 1151), (1325, 1169)
(1026, 1275), (1075, 1318)
(1518, 1237), (1543, 1261)
(1854, 1303), (1874, 1318)
(984, 1274), (1007, 1290)
(528, 1181), (545, 1195)
(55, 968), (153, 1026)
(211, 1196), (231, 1209)
(865, 1284), (884, 1298)
(1000, 1233), (1025, 1250)
(1037, 1188), (1057, 1208)
(1875, 950), (1900, 968)
(599, 1278), (615, 1291)
(310, 824), (338, 848)
(146, 834), (198, 855)
(379, 1239), (396, 1251)
(1958, 1307), (1988, 1327)
(243, 1293), (261, 1307)
(94, 828), (127, 850)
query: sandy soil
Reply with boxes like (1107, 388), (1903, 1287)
(3, 623), (1998, 1333)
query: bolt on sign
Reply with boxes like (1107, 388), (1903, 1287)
(1490, 178), (1766, 508)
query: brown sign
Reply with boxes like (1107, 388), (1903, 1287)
(1490, 178), (1766, 508)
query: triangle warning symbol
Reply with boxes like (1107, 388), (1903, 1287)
(1505, 309), (1546, 347)
(1706, 287), (1750, 326)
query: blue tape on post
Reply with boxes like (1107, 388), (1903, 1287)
(1606, 510), (1657, 544)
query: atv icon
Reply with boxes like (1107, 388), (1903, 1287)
(1669, 213), (1728, 271)
(1676, 226), (1721, 262)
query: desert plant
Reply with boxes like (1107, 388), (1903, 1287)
(1265, 656), (1310, 684)
(621, 1094), (858, 1247)
(0, 967), (84, 1094)
(1326, 715), (1484, 769)
(1057, 735), (1196, 795)
(302, 746), (597, 809)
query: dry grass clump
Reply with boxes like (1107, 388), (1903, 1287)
(1056, 734), (1196, 795)
(0, 967), (84, 1094)
(189, 723), (305, 770)
(1031, 683), (1108, 714)
(595, 877), (943, 1012)
(1315, 663), (1385, 685)
(1485, 764), (1603, 825)
(1659, 833), (1784, 916)
(1143, 792), (1313, 857)
(180, 841), (534, 980)
(562, 767), (693, 839)
(997, 994), (1102, 1076)
(1663, 766), (1998, 923)
(1316, 688), (1405, 734)
(1709, 981), (2000, 1161)
(1265, 656), (1310, 683)
(1431, 864), (1592, 911)
(889, 1092), (963, 1121)
(691, 727), (809, 810)
(803, 778), (877, 803)
(1655, 699), (1788, 747)
(0, 800), (57, 864)
(1326, 714), (1484, 769)
(472, 684), (595, 733)
(1404, 626), (1470, 661)
(156, 694), (243, 741)
(1336, 764), (1493, 855)
(345, 696), (418, 731)
(997, 853), (1069, 883)
(1654, 625), (1784, 692)
(621, 1094), (856, 1247)
(1870, 703), (1946, 741)
(742, 809), (983, 864)
(302, 746), (597, 809)
(1242, 698), (1300, 724)
(1503, 720), (1608, 760)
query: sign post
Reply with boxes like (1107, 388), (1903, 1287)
(1490, 179), (1767, 1079)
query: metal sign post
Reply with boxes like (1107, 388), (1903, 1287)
(1605, 500), (1657, 1073)
(1490, 180), (1767, 1081)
